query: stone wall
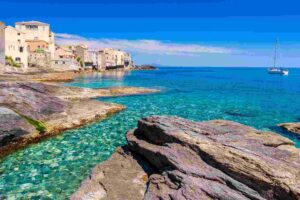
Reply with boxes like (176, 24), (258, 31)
(28, 52), (51, 68)
(51, 59), (80, 71)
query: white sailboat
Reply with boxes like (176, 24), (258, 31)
(267, 40), (289, 75)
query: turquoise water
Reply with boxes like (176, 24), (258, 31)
(1, 67), (300, 199)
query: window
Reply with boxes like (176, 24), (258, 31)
(19, 47), (23, 52)
(62, 61), (65, 64)
(26, 25), (38, 30)
(59, 56), (63, 59)
(17, 33), (20, 36)
(15, 57), (21, 62)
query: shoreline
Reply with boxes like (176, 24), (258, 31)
(0, 70), (159, 158)
(72, 116), (300, 200)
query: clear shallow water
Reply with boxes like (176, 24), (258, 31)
(1, 67), (300, 199)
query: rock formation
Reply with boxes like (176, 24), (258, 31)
(279, 122), (300, 135)
(73, 116), (300, 200)
(134, 65), (157, 70)
(0, 81), (158, 157)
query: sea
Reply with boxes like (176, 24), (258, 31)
(1, 67), (300, 199)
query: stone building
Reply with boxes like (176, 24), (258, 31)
(88, 50), (105, 70)
(0, 22), (4, 66)
(100, 48), (133, 70)
(15, 21), (55, 59)
(28, 51), (51, 68)
(26, 40), (49, 52)
(51, 45), (79, 71)
(74, 45), (88, 68)
(2, 25), (28, 68)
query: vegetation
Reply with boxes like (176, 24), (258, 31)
(5, 56), (21, 68)
(35, 48), (45, 53)
(22, 115), (46, 133)
(76, 57), (84, 67)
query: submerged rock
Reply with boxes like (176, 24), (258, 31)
(74, 116), (300, 200)
(224, 110), (256, 117)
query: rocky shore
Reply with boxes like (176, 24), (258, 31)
(72, 116), (300, 200)
(278, 122), (300, 135)
(0, 80), (158, 157)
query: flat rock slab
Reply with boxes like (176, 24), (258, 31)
(0, 81), (158, 156)
(41, 84), (159, 100)
(0, 82), (65, 120)
(74, 116), (300, 200)
(45, 99), (124, 133)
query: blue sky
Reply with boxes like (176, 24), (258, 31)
(1, 0), (300, 67)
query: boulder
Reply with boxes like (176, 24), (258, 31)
(74, 116), (300, 200)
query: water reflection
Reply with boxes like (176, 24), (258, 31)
(68, 70), (130, 88)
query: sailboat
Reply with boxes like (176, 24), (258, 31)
(267, 40), (289, 75)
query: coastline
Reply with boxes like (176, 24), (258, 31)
(0, 70), (159, 158)
(72, 116), (300, 200)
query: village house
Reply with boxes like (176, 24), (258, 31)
(51, 45), (79, 71)
(0, 22), (28, 68)
(0, 22), (4, 66)
(87, 50), (104, 70)
(15, 21), (55, 59)
(100, 48), (133, 70)
(123, 52), (133, 69)
(0, 21), (134, 71)
(55, 45), (75, 60)
(26, 40), (49, 52)
(74, 45), (89, 68)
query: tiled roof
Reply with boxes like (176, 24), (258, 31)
(26, 39), (49, 43)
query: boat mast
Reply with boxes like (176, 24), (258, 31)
(273, 39), (278, 68)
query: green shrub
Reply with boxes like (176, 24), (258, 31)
(5, 56), (13, 65)
(12, 62), (21, 68)
(5, 56), (21, 68)
(35, 48), (44, 53)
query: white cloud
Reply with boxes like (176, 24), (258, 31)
(55, 33), (236, 56)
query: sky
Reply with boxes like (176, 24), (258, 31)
(1, 0), (300, 67)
